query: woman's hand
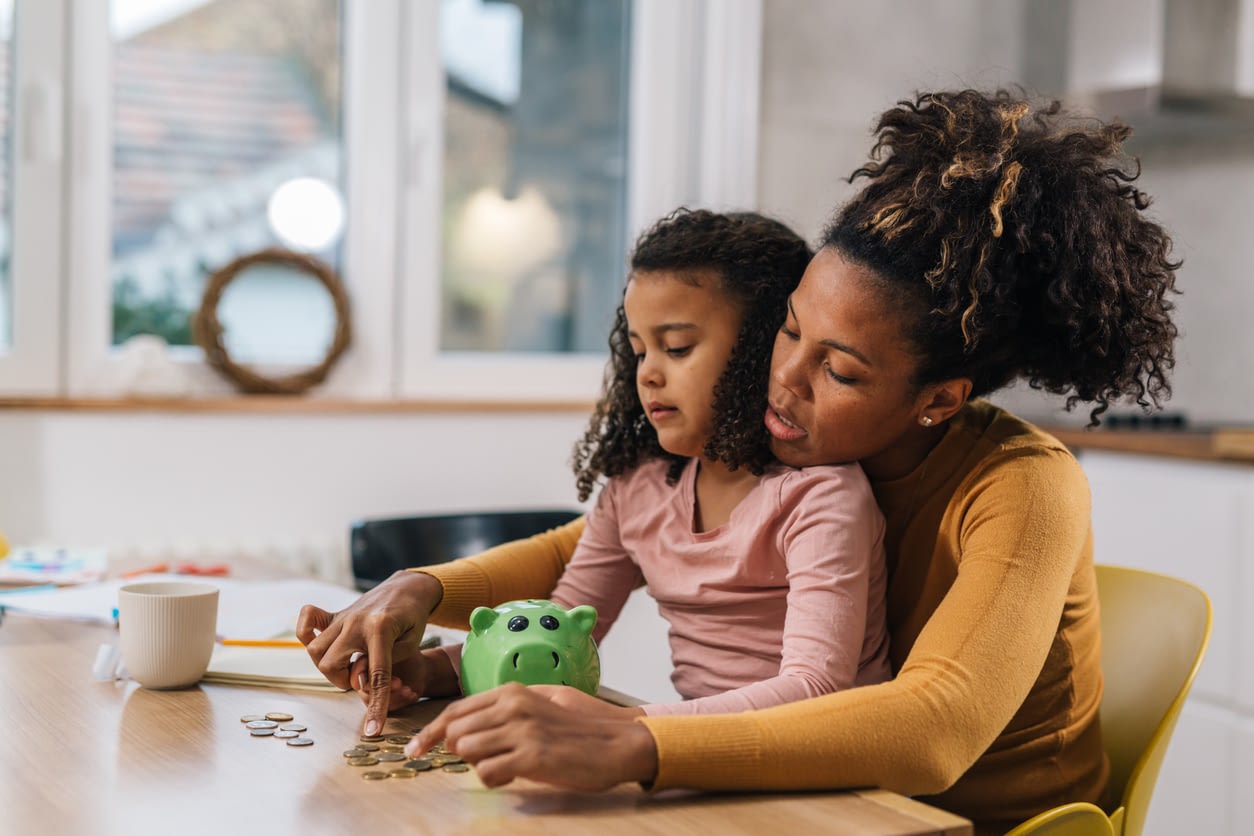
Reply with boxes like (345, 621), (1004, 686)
(296, 569), (443, 736)
(349, 648), (460, 710)
(405, 682), (658, 790)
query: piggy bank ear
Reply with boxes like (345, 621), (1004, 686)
(567, 605), (597, 636)
(469, 606), (499, 636)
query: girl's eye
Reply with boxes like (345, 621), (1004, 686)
(634, 352), (645, 364)
(665, 346), (692, 357)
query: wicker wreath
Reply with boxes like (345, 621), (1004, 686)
(192, 247), (352, 395)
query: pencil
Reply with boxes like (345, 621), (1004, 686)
(218, 638), (305, 648)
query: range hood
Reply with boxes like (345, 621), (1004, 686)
(1023, 0), (1254, 143)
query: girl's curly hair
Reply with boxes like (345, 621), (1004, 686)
(826, 88), (1180, 425)
(572, 208), (813, 502)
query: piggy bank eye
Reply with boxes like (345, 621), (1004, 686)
(507, 615), (529, 632)
(539, 615), (559, 631)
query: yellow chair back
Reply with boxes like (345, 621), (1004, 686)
(1007, 564), (1212, 836)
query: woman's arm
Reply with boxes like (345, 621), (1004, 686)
(642, 446), (1090, 795)
(414, 517), (586, 628)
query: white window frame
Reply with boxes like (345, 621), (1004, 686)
(1, 0), (763, 401)
(0, 0), (66, 396)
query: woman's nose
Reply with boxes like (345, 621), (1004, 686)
(771, 336), (808, 397)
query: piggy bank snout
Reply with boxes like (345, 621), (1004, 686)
(511, 647), (562, 670)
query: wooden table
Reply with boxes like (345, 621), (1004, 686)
(0, 605), (972, 836)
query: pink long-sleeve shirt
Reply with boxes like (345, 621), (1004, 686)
(551, 457), (891, 716)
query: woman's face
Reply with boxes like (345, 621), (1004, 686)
(765, 247), (934, 479)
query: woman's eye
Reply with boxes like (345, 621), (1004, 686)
(825, 364), (855, 385)
(779, 324), (799, 340)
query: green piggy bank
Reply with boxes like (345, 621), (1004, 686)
(460, 599), (600, 696)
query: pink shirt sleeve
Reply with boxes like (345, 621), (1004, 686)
(548, 477), (644, 644)
(644, 466), (886, 716)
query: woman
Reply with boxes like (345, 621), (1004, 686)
(298, 89), (1179, 834)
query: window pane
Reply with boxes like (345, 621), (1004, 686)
(440, 0), (630, 353)
(109, 0), (343, 364)
(0, 3), (11, 352)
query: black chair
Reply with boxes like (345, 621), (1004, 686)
(349, 509), (583, 591)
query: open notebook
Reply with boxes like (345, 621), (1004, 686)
(205, 630), (451, 692)
(205, 644), (348, 692)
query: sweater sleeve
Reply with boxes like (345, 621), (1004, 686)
(644, 466), (886, 716)
(639, 446), (1090, 796)
(409, 517), (586, 630)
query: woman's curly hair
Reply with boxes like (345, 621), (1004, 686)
(826, 88), (1180, 425)
(572, 208), (813, 502)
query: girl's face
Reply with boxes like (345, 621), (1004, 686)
(766, 247), (935, 480)
(624, 269), (743, 460)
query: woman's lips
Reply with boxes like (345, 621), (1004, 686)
(765, 404), (807, 441)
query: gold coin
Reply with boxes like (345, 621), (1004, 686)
(347, 756), (380, 767)
(274, 730), (300, 739)
(379, 744), (405, 754)
(265, 712), (295, 722)
(385, 735), (412, 745)
(429, 755), (455, 767)
(356, 743), (380, 752)
(388, 768), (419, 779)
(359, 735), (385, 743)
(239, 714), (265, 723)
(403, 759), (434, 771)
(361, 771), (389, 781)
(442, 763), (471, 773)
(342, 749), (368, 758)
(245, 720), (279, 730)
(376, 752), (405, 762)
(286, 737), (315, 747)
(279, 723), (307, 733)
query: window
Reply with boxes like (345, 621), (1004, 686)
(0, 0), (763, 401)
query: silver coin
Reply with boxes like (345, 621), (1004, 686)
(239, 714), (265, 723)
(249, 728), (276, 737)
(286, 737), (315, 747)
(279, 723), (307, 733)
(244, 720), (279, 730)
(274, 730), (300, 739)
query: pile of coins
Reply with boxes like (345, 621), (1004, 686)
(239, 712), (314, 747)
(345, 728), (473, 782)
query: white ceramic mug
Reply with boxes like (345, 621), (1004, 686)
(117, 581), (219, 689)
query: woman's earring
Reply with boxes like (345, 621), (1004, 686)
(921, 416), (934, 427)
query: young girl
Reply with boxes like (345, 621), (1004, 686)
(549, 208), (891, 715)
(364, 208), (891, 715)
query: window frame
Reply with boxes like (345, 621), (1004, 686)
(0, 0), (764, 402)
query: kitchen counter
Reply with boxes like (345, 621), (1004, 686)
(1042, 425), (1254, 464)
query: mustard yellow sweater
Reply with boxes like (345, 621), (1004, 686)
(416, 400), (1108, 831)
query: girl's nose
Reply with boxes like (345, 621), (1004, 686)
(638, 353), (663, 388)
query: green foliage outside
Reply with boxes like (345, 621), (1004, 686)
(111, 275), (195, 346)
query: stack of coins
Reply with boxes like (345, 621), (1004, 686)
(239, 712), (314, 747)
(345, 726), (472, 781)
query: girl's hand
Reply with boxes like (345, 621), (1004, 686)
(405, 682), (658, 790)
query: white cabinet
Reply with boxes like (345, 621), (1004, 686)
(1079, 450), (1254, 835)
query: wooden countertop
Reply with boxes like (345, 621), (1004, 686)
(1043, 425), (1254, 465)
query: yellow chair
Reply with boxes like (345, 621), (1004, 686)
(1006, 565), (1212, 836)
